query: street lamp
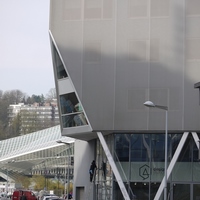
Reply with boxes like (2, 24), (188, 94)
(56, 140), (73, 200)
(144, 101), (168, 200)
(6, 160), (15, 193)
(6, 168), (8, 193)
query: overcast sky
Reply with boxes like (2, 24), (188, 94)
(0, 0), (55, 96)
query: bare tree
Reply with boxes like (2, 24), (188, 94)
(2, 89), (25, 104)
(0, 90), (3, 99)
(46, 88), (57, 102)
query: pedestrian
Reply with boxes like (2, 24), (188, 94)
(89, 160), (97, 182)
(102, 161), (106, 180)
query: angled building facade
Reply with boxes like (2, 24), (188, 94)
(49, 1), (200, 199)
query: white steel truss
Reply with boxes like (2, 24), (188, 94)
(97, 132), (200, 200)
(97, 132), (131, 200)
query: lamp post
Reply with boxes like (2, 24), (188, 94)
(6, 160), (15, 194)
(6, 168), (8, 193)
(56, 140), (72, 200)
(144, 101), (168, 200)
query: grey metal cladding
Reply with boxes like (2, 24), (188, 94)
(49, 0), (200, 132)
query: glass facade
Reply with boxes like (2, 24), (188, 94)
(95, 133), (200, 200)
(95, 135), (113, 200)
(60, 93), (88, 128)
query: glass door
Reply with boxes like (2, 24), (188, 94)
(172, 183), (190, 200)
(193, 184), (200, 200)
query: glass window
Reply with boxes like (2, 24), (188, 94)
(177, 135), (192, 162)
(115, 134), (150, 162)
(60, 93), (79, 114)
(60, 93), (88, 128)
(151, 134), (167, 162)
(62, 113), (87, 128)
(52, 42), (68, 79)
(193, 184), (200, 200)
(173, 184), (190, 200)
(131, 134), (149, 162)
(115, 134), (130, 162)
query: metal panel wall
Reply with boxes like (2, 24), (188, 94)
(50, 0), (200, 132)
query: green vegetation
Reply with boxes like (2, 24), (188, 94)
(32, 175), (72, 196)
(0, 89), (58, 139)
(15, 175), (73, 197)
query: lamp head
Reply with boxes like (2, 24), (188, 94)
(144, 101), (155, 108)
(144, 101), (168, 110)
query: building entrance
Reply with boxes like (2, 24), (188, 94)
(171, 183), (190, 200)
(170, 183), (200, 200)
(193, 184), (200, 200)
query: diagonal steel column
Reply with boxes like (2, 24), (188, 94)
(191, 132), (200, 149)
(191, 132), (200, 160)
(97, 132), (131, 200)
(154, 132), (189, 200)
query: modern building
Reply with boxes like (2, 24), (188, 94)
(8, 102), (60, 134)
(8, 103), (24, 126)
(49, 1), (200, 199)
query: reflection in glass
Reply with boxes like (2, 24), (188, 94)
(60, 93), (79, 115)
(173, 184), (190, 200)
(97, 133), (200, 199)
(177, 134), (192, 162)
(52, 42), (68, 79)
(60, 92), (87, 128)
(62, 113), (87, 128)
(115, 134), (151, 162)
(96, 136), (113, 200)
(193, 184), (200, 200)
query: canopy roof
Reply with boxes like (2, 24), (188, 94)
(0, 125), (75, 181)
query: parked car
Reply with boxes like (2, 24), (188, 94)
(42, 195), (58, 200)
(12, 190), (37, 200)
